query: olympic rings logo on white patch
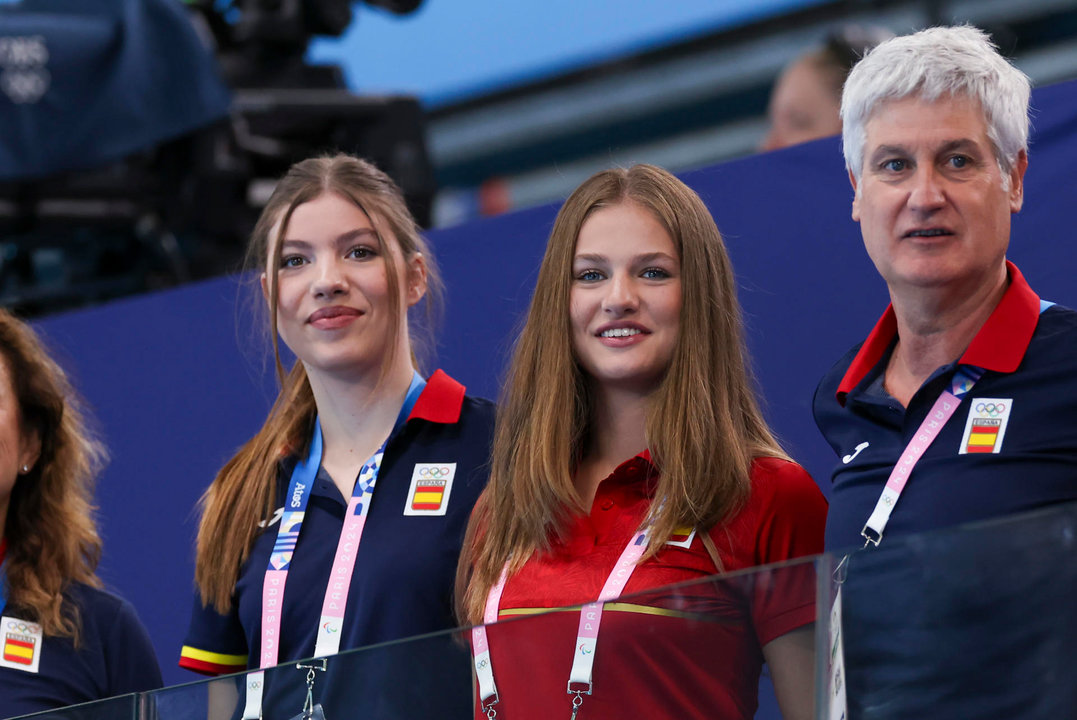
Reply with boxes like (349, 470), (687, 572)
(975, 402), (1006, 416)
(6, 620), (38, 633)
(418, 466), (452, 478)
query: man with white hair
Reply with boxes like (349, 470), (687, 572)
(814, 25), (1077, 719)
(815, 25), (1077, 551)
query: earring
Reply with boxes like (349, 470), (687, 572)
(20, 464), (30, 474)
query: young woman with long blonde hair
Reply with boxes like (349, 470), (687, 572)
(181, 155), (494, 719)
(457, 164), (826, 720)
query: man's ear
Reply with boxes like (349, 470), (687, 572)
(406, 253), (428, 308)
(1008, 150), (1028, 213)
(848, 168), (861, 222)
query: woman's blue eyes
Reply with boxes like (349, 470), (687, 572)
(575, 267), (670, 281)
(346, 246), (376, 260)
(279, 246), (375, 268)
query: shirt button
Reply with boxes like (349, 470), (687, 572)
(600, 499), (615, 511)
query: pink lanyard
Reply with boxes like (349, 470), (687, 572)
(860, 366), (982, 547)
(244, 424), (387, 718)
(472, 527), (651, 719)
(244, 373), (425, 718)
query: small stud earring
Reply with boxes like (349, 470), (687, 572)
(20, 464), (30, 474)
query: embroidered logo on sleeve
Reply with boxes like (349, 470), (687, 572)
(665, 526), (697, 549)
(959, 399), (1013, 454)
(404, 463), (456, 516)
(1, 616), (43, 673)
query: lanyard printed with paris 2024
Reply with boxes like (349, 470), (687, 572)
(472, 526), (652, 720)
(244, 372), (425, 719)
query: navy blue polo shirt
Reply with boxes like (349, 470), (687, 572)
(180, 370), (494, 678)
(815, 263), (1077, 719)
(815, 262), (1077, 552)
(1, 582), (163, 717)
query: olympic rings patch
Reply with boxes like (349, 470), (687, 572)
(975, 402), (1006, 416)
(6, 620), (39, 634)
(418, 466), (453, 478)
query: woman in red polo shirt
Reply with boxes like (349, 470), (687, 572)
(457, 164), (826, 720)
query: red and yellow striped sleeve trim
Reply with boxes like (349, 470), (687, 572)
(179, 645), (248, 676)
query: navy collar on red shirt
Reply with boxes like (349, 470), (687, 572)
(406, 369), (466, 424)
(836, 261), (1041, 405)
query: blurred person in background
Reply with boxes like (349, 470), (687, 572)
(761, 25), (892, 151)
(0, 309), (162, 715)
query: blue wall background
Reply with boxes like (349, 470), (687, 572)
(32, 79), (1077, 698)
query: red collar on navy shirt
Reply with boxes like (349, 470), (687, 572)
(406, 369), (466, 424)
(836, 261), (1041, 405)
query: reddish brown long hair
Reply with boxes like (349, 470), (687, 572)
(457, 164), (787, 623)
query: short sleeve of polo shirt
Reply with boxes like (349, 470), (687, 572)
(180, 590), (249, 675)
(102, 593), (165, 695)
(732, 458), (827, 646)
(0, 584), (162, 716)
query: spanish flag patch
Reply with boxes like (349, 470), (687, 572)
(0, 616), (42, 673)
(404, 463), (457, 516)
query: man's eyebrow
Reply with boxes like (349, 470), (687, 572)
(936, 138), (981, 155)
(868, 144), (908, 162)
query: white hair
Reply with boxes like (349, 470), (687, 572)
(841, 25), (1030, 181)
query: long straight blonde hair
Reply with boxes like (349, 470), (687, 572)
(457, 164), (787, 624)
(195, 155), (442, 612)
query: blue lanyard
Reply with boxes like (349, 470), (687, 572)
(267, 370), (426, 573)
(0, 562), (6, 617)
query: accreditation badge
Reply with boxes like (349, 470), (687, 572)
(0, 615), (43, 673)
(958, 398), (1013, 455)
(403, 463), (456, 516)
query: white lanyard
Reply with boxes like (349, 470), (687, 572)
(244, 373), (424, 719)
(472, 527), (652, 719)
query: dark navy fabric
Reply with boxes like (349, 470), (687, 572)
(0, 0), (230, 179)
(815, 277), (1077, 553)
(0, 583), (162, 718)
(836, 502), (1077, 720)
(182, 375), (493, 719)
(815, 266), (1077, 720)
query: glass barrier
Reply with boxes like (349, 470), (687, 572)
(12, 501), (1077, 720)
(8, 556), (822, 720)
(8, 693), (139, 720)
(819, 501), (1077, 720)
